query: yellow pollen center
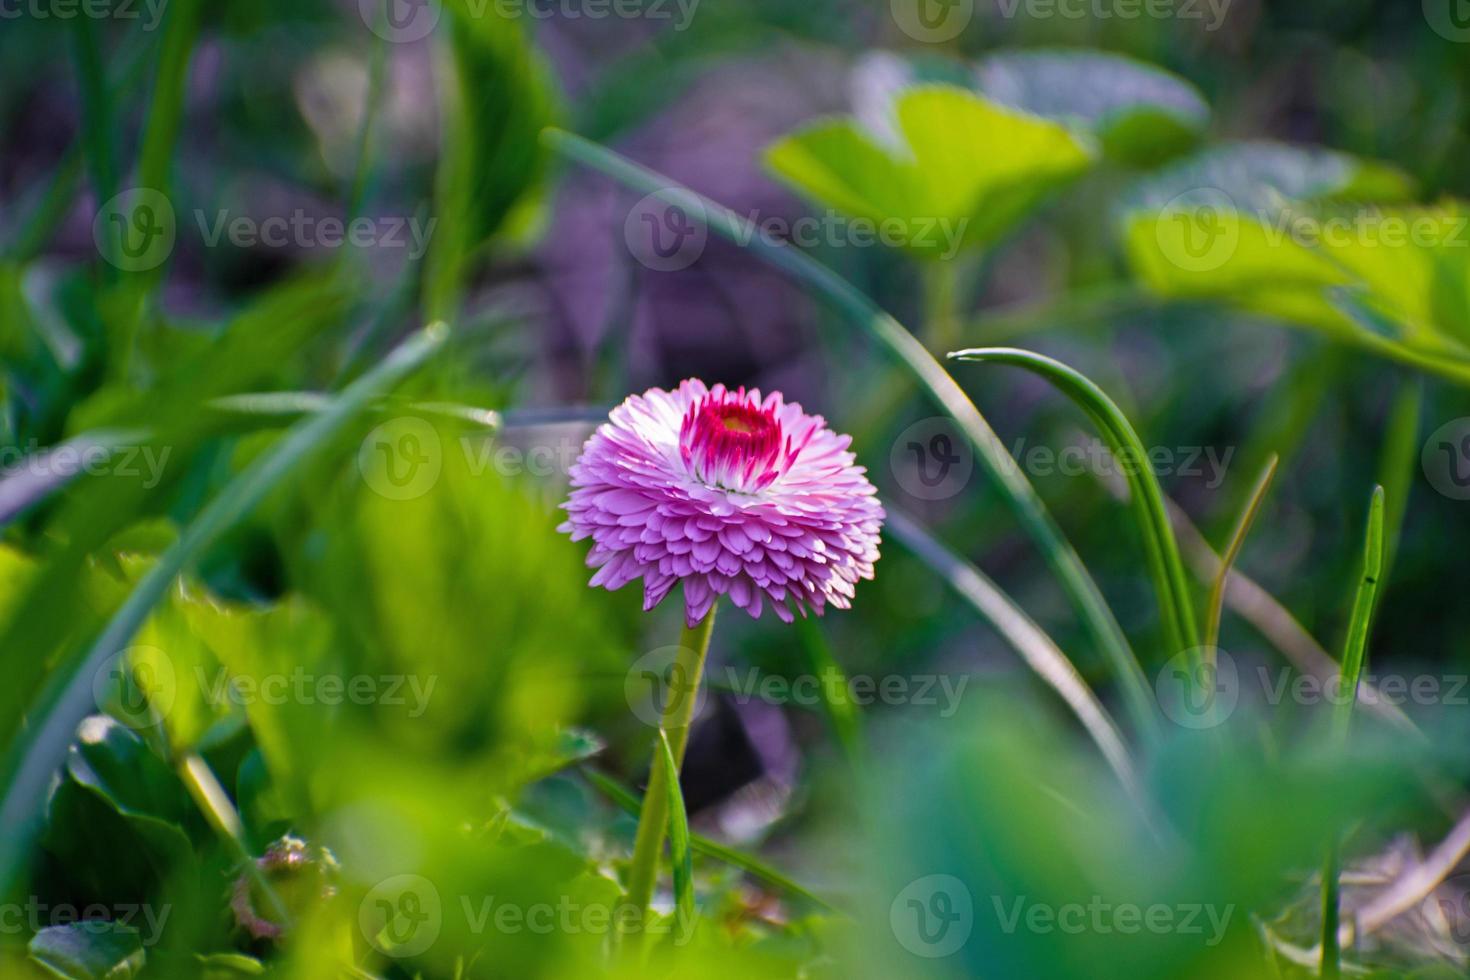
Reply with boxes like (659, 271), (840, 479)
(721, 415), (754, 434)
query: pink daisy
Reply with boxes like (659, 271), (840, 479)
(559, 380), (884, 626)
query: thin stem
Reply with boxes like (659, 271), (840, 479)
(1204, 455), (1279, 656)
(178, 754), (292, 928)
(1320, 486), (1387, 977)
(621, 605), (717, 948)
(922, 259), (961, 353)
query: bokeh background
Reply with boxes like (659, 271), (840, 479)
(3, 0), (1470, 977)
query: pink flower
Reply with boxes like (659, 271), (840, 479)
(560, 380), (884, 626)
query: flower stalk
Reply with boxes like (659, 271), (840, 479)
(621, 605), (717, 949)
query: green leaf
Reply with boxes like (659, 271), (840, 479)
(28, 923), (144, 980)
(974, 49), (1208, 164)
(766, 85), (1095, 257)
(948, 347), (1199, 666)
(426, 0), (557, 321)
(655, 729), (695, 946)
(0, 325), (446, 890)
(1120, 144), (1470, 384)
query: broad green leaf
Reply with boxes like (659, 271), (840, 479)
(28, 923), (144, 980)
(1120, 143), (1470, 383)
(974, 49), (1208, 164)
(766, 85), (1096, 258)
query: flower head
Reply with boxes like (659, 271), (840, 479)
(560, 380), (884, 626)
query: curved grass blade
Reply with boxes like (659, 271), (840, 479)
(656, 729), (695, 949)
(542, 128), (1157, 741)
(1321, 485), (1387, 978)
(1204, 454), (1279, 654)
(580, 767), (836, 913)
(0, 324), (447, 889)
(949, 347), (1199, 664)
(886, 509), (1145, 803)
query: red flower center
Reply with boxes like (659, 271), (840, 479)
(680, 390), (787, 492)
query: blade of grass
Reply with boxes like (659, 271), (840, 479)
(580, 766), (835, 912)
(1321, 485), (1386, 979)
(886, 509), (1144, 804)
(1376, 381), (1420, 582)
(1204, 454), (1279, 654)
(793, 616), (864, 769)
(0, 323), (447, 889)
(70, 17), (118, 278)
(542, 128), (1158, 742)
(655, 729), (695, 949)
(949, 347), (1199, 664)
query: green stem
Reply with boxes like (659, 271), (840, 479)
(922, 259), (961, 353)
(1204, 455), (1279, 655)
(621, 605), (717, 946)
(1320, 486), (1386, 977)
(178, 754), (292, 929)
